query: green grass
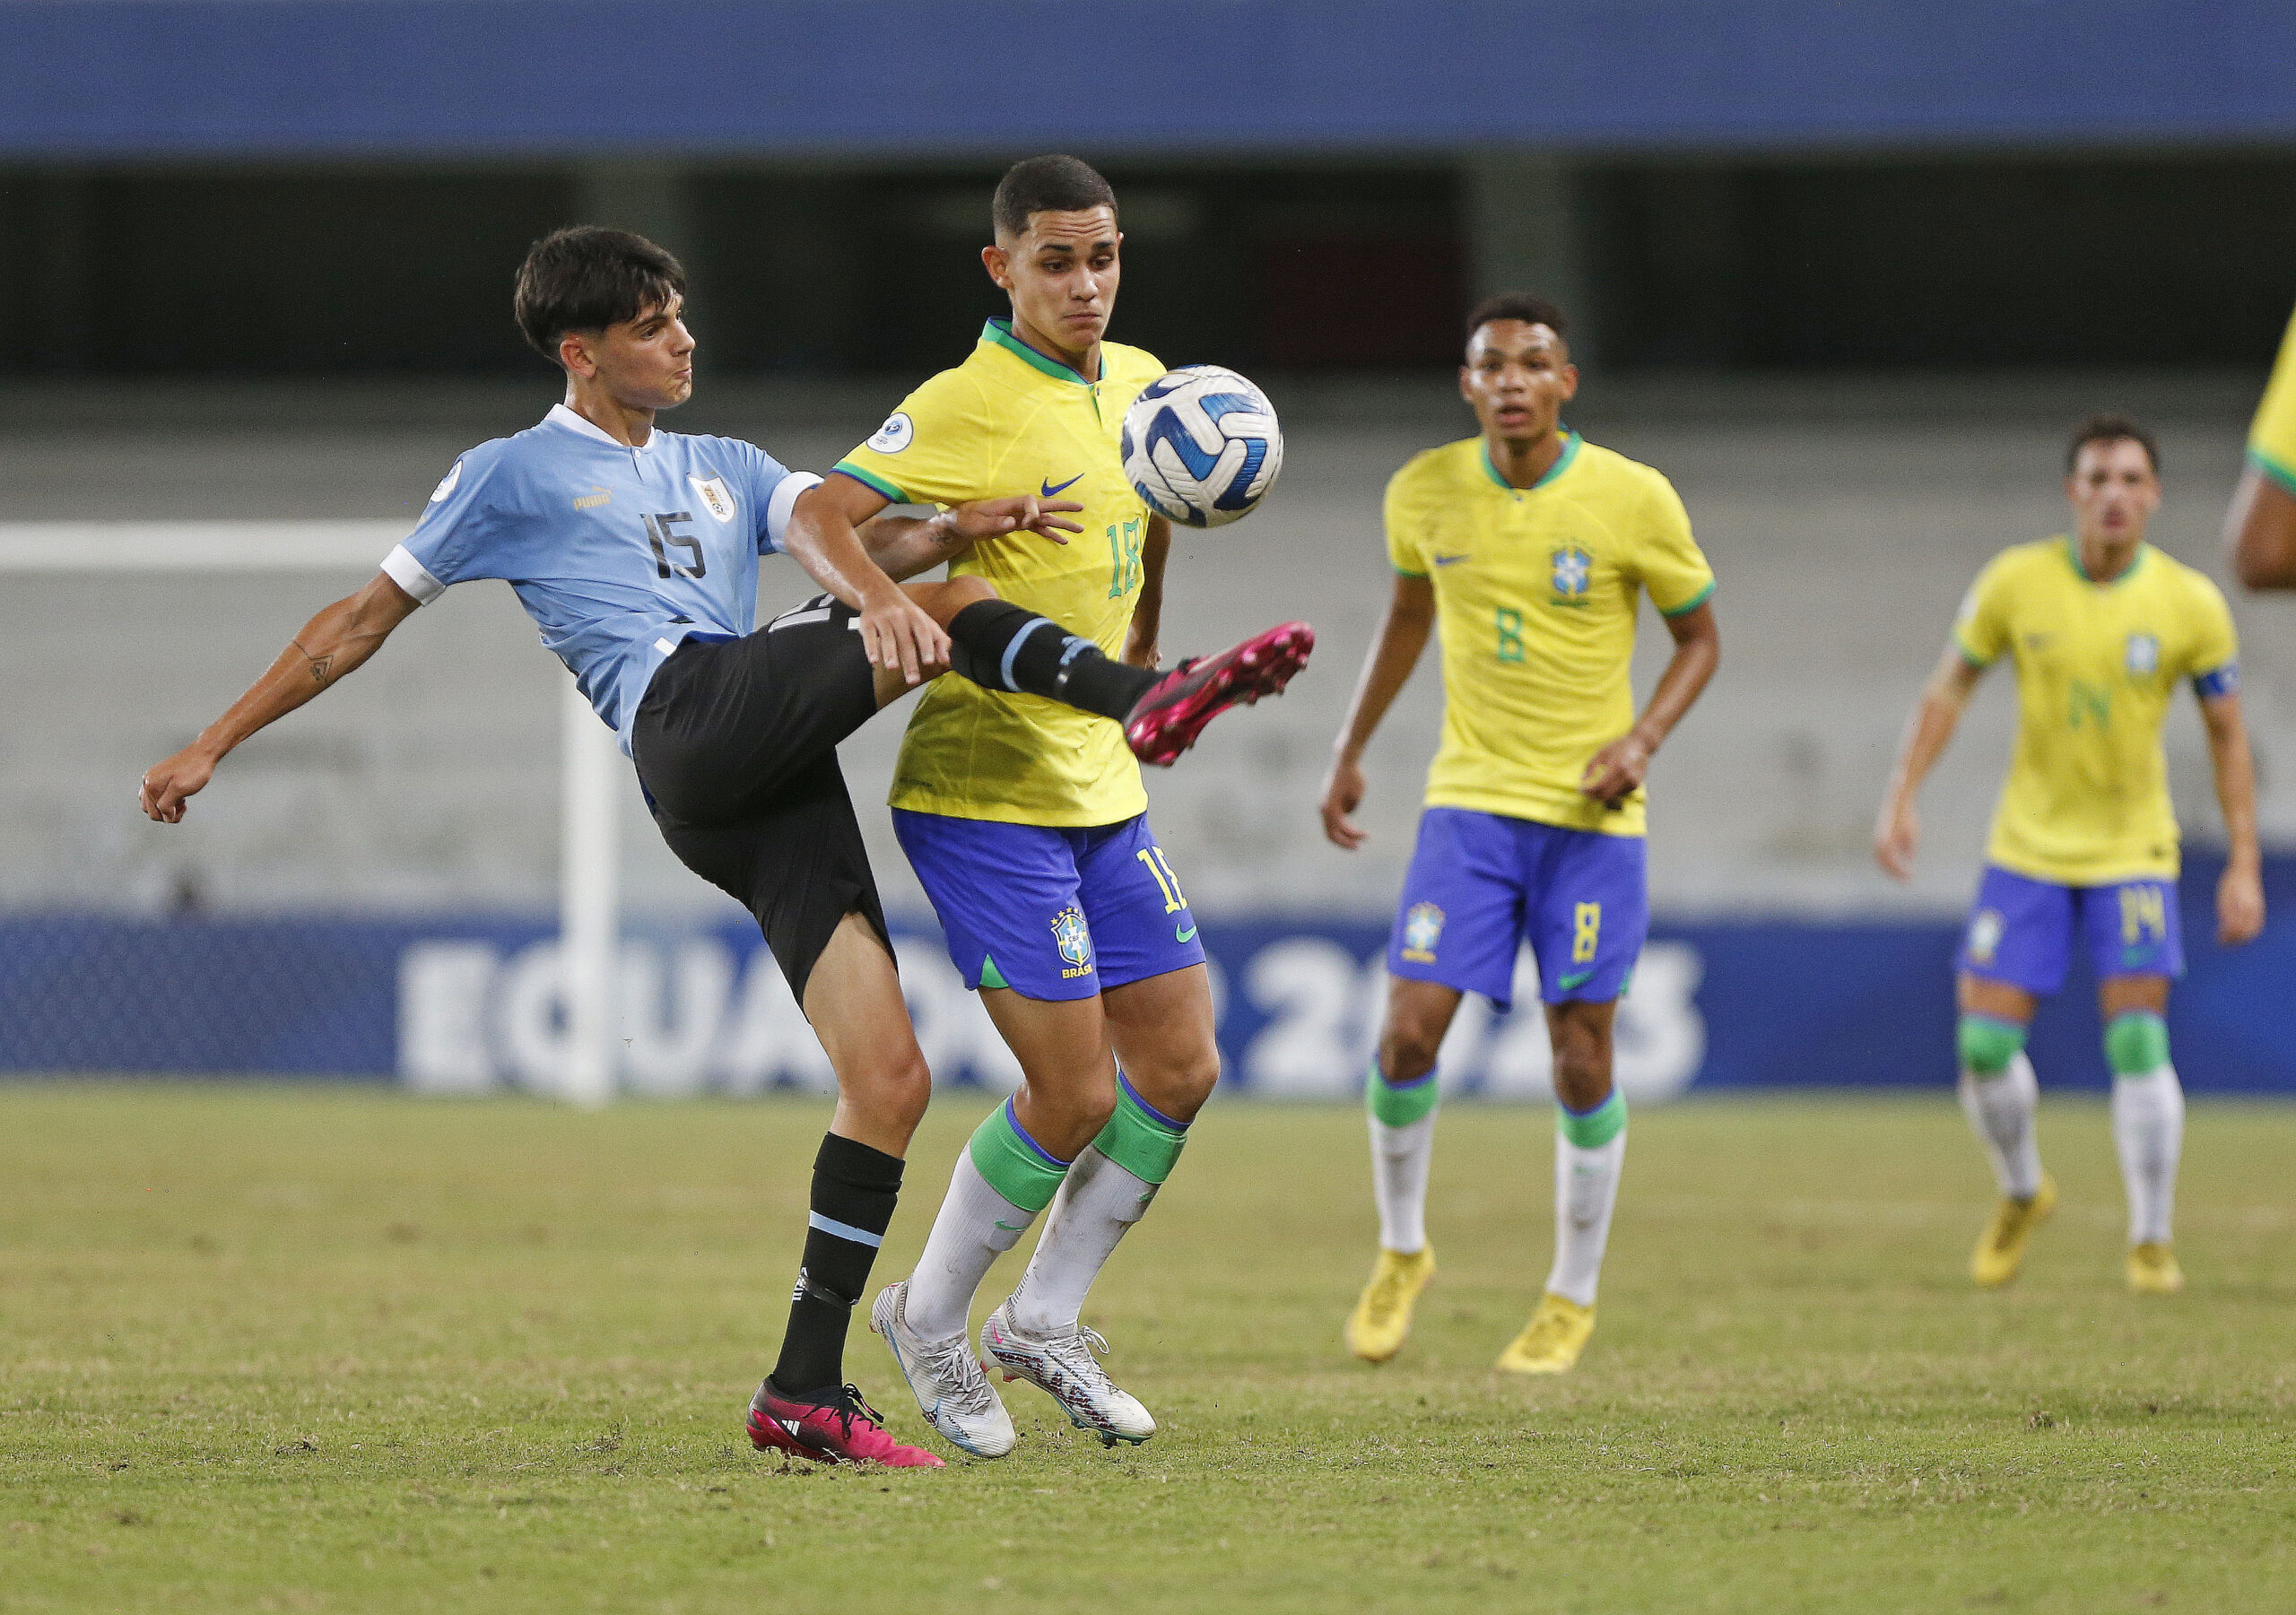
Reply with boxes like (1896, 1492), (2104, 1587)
(3, 1085), (2293, 1614)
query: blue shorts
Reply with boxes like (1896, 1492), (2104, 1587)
(891, 810), (1206, 1002)
(1387, 807), (1648, 1012)
(1958, 864), (2184, 995)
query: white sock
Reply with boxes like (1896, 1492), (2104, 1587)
(901, 1150), (1035, 1343)
(1959, 1052), (2043, 1200)
(1005, 1146), (1155, 1336)
(2112, 1066), (2184, 1246)
(1544, 1127), (1625, 1307)
(1370, 1111), (1437, 1255)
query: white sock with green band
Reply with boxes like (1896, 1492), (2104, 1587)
(1367, 1060), (1439, 1255)
(2107, 1012), (2183, 1245)
(903, 1099), (1070, 1343)
(1547, 1090), (1627, 1307)
(1006, 1075), (1191, 1336)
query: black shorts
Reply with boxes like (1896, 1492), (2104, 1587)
(631, 595), (890, 1000)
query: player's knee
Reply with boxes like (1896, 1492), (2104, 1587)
(946, 575), (997, 607)
(1378, 1019), (1443, 1084)
(2104, 1010), (2170, 1077)
(1129, 1046), (1219, 1119)
(1551, 1038), (1613, 1112)
(1957, 1013), (2028, 1078)
(847, 1044), (932, 1131)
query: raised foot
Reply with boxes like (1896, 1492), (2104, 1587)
(1345, 1246), (1437, 1364)
(980, 1302), (1157, 1446)
(1124, 621), (1315, 767)
(1970, 1172), (2057, 1288)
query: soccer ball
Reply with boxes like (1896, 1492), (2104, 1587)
(1120, 366), (1283, 528)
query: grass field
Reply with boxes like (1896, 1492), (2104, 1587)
(3, 1084), (2292, 1614)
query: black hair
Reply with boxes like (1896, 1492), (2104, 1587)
(1465, 292), (1569, 347)
(514, 226), (687, 361)
(991, 155), (1118, 239)
(2066, 412), (2160, 476)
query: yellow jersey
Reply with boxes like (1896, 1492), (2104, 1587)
(1954, 538), (2239, 885)
(836, 320), (1165, 826)
(2248, 306), (2296, 495)
(1385, 432), (1715, 837)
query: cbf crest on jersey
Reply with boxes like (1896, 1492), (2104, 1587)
(1400, 901), (1445, 963)
(1052, 906), (1093, 979)
(2125, 632), (2161, 675)
(1551, 545), (1593, 599)
(688, 474), (736, 525)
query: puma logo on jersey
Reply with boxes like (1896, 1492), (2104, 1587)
(573, 485), (612, 509)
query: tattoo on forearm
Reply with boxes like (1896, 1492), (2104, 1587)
(292, 639), (335, 685)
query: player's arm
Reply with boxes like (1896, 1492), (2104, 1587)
(858, 497), (1086, 583)
(1579, 600), (1720, 808)
(139, 570), (420, 823)
(784, 476), (961, 682)
(1319, 571), (1436, 850)
(1874, 641), (1988, 881)
(2199, 690), (2266, 944)
(2222, 467), (2296, 590)
(1121, 517), (1171, 669)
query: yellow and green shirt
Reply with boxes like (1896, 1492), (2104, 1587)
(1954, 538), (2239, 885)
(1385, 432), (1715, 837)
(836, 320), (1165, 827)
(2248, 305), (2296, 496)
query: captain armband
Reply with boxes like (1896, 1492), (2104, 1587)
(2192, 664), (2240, 700)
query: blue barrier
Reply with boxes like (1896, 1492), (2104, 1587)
(4, 2), (2292, 158)
(4, 855), (2288, 1095)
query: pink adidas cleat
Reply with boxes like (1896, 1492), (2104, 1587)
(1124, 621), (1314, 767)
(745, 1379), (944, 1467)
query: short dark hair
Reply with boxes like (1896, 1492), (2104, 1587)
(514, 226), (687, 361)
(1466, 293), (1569, 346)
(2066, 412), (2160, 476)
(992, 155), (1118, 239)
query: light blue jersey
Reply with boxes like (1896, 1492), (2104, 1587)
(383, 404), (821, 751)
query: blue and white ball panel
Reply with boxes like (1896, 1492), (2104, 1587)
(1958, 864), (2185, 994)
(891, 809), (1206, 1002)
(1120, 365), (1283, 528)
(1387, 808), (1648, 1012)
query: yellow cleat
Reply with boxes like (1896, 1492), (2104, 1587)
(1496, 1292), (1595, 1375)
(1344, 1246), (1436, 1363)
(1970, 1173), (2057, 1288)
(2127, 1242), (2185, 1295)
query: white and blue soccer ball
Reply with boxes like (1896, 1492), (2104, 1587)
(1120, 365), (1283, 528)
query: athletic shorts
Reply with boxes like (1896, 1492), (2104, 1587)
(891, 809), (1206, 1002)
(1387, 806), (1648, 1012)
(1957, 864), (2184, 995)
(631, 594), (889, 1000)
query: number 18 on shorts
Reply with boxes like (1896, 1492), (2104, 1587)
(1386, 807), (1649, 1012)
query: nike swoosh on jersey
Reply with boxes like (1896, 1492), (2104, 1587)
(1432, 553), (1470, 567)
(1175, 924), (1198, 943)
(1040, 473), (1084, 499)
(1556, 968), (1596, 990)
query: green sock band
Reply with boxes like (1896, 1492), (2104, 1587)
(967, 1099), (1069, 1213)
(1957, 1013), (2028, 1077)
(1557, 1090), (1627, 1149)
(1366, 1062), (1440, 1127)
(2105, 1011), (2170, 1076)
(1091, 1075), (1189, 1186)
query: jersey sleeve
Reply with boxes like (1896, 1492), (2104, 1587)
(832, 369), (989, 508)
(2248, 307), (2296, 495)
(731, 439), (822, 555)
(1952, 553), (2014, 668)
(1629, 473), (1716, 616)
(1383, 462), (1433, 577)
(2183, 574), (2241, 699)
(382, 450), (509, 605)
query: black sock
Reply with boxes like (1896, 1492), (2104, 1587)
(770, 1133), (903, 1399)
(947, 600), (1160, 721)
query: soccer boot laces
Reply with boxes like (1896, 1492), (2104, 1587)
(870, 1281), (1017, 1458)
(1345, 1246), (1436, 1364)
(1970, 1172), (2057, 1288)
(744, 1378), (944, 1468)
(979, 1301), (1157, 1448)
(1496, 1292), (1596, 1375)
(1123, 621), (1314, 767)
(2126, 1241), (2186, 1296)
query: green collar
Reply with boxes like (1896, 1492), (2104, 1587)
(2066, 535), (2146, 586)
(982, 318), (1095, 385)
(1483, 429), (1580, 492)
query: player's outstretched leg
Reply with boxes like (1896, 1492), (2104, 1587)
(1346, 978), (1457, 1363)
(1957, 1006), (2055, 1288)
(2105, 999), (2186, 1295)
(1499, 1002), (1624, 1376)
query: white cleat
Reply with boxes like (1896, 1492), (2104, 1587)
(870, 1281), (1016, 1459)
(979, 1300), (1157, 1448)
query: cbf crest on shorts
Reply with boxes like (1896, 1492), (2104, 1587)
(1400, 901), (1445, 964)
(1966, 907), (2005, 967)
(1052, 906), (1094, 979)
